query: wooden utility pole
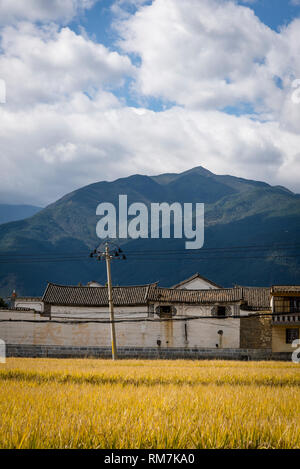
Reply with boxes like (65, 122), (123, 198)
(90, 241), (125, 360)
(105, 242), (118, 360)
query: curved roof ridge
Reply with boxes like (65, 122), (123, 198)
(172, 273), (222, 289)
(157, 286), (240, 293)
(44, 281), (154, 289)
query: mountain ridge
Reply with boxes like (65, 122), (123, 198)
(0, 204), (42, 225)
(0, 166), (299, 296)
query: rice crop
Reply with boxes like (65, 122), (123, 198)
(0, 358), (299, 449)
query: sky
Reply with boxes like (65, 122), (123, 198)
(0, 0), (300, 206)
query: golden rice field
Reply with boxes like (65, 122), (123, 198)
(0, 358), (299, 449)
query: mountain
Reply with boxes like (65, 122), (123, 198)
(0, 204), (42, 225)
(0, 166), (299, 296)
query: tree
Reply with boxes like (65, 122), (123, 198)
(0, 297), (8, 308)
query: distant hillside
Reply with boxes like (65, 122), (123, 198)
(0, 204), (42, 225)
(0, 166), (299, 296)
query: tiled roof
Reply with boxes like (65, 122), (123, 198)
(42, 283), (273, 309)
(240, 287), (271, 310)
(43, 283), (152, 306)
(271, 286), (300, 294)
(172, 273), (222, 289)
(148, 286), (243, 304)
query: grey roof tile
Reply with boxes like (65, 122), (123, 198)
(42, 283), (273, 309)
(43, 283), (152, 306)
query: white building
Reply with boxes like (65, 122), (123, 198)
(172, 273), (221, 290)
(2, 274), (271, 350)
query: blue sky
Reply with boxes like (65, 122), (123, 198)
(72, 1), (300, 41)
(0, 0), (300, 205)
(68, 0), (300, 113)
(239, 0), (300, 31)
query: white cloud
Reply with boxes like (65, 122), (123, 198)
(117, 0), (280, 110)
(117, 0), (300, 128)
(0, 0), (97, 25)
(0, 0), (300, 206)
(1, 98), (300, 205)
(265, 18), (300, 132)
(0, 22), (135, 107)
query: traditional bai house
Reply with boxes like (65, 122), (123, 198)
(2, 276), (272, 356)
(271, 286), (300, 353)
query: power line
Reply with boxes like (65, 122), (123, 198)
(0, 241), (300, 258)
(0, 253), (299, 264)
(89, 241), (126, 360)
(126, 244), (300, 253)
(0, 311), (277, 325)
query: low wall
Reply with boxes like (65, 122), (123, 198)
(5, 344), (292, 361)
(240, 315), (272, 349)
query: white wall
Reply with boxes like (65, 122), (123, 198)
(49, 305), (148, 318)
(14, 298), (43, 312)
(0, 303), (240, 349)
(175, 277), (219, 290)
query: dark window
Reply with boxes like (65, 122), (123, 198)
(155, 305), (176, 318)
(286, 328), (299, 344)
(216, 306), (226, 317)
(290, 298), (300, 313)
(148, 304), (154, 318)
